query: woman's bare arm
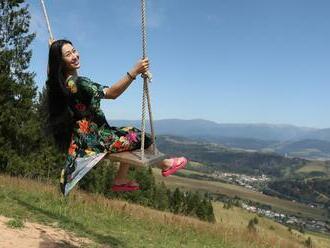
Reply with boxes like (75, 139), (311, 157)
(104, 58), (149, 99)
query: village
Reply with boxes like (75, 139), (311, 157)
(241, 203), (330, 234)
(211, 171), (270, 191)
(209, 172), (330, 234)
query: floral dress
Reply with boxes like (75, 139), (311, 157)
(60, 76), (152, 196)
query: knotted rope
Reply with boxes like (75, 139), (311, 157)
(140, 0), (157, 160)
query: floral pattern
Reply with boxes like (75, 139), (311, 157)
(60, 76), (152, 194)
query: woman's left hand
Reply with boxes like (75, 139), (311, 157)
(130, 58), (150, 78)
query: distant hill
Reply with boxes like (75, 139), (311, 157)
(110, 119), (330, 159)
(304, 128), (330, 141)
(266, 177), (330, 205)
(274, 139), (330, 160)
(156, 135), (306, 177)
(193, 136), (276, 150)
(110, 119), (317, 141)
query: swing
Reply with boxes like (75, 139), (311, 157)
(40, 0), (166, 167)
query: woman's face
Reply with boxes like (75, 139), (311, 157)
(61, 43), (80, 71)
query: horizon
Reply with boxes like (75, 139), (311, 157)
(27, 0), (330, 129)
(111, 118), (327, 130)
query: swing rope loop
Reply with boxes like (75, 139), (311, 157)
(140, 0), (156, 160)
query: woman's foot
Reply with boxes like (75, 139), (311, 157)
(112, 179), (140, 192)
(113, 178), (139, 186)
(161, 157), (187, 177)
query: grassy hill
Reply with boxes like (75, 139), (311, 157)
(212, 203), (330, 248)
(157, 135), (306, 177)
(152, 168), (328, 221)
(274, 139), (330, 160)
(296, 161), (330, 176)
(1, 175), (329, 248)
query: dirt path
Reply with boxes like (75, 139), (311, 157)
(0, 216), (93, 248)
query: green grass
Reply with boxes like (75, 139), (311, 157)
(2, 174), (330, 248)
(187, 161), (206, 168)
(212, 202), (330, 248)
(0, 175), (235, 248)
(152, 168), (328, 221)
(5, 217), (25, 229)
(296, 161), (330, 175)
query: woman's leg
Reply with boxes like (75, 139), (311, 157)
(101, 126), (186, 180)
(114, 162), (129, 181)
(113, 162), (138, 186)
(101, 126), (152, 153)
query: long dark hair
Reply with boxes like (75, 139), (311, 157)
(46, 39), (74, 152)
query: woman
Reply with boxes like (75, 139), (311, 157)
(46, 39), (187, 196)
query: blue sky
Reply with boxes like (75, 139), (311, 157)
(27, 0), (330, 128)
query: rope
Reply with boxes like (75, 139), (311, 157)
(141, 0), (147, 59)
(146, 81), (156, 153)
(40, 0), (54, 41)
(140, 79), (147, 160)
(140, 0), (157, 160)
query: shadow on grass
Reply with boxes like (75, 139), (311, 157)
(11, 196), (125, 248)
(39, 240), (79, 248)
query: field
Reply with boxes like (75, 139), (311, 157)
(1, 174), (329, 247)
(296, 161), (330, 175)
(212, 202), (330, 248)
(152, 168), (328, 221)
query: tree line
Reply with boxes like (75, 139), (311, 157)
(80, 164), (215, 222)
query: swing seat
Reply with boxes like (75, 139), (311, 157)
(106, 148), (167, 167)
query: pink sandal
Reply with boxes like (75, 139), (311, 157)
(111, 180), (140, 192)
(162, 157), (188, 177)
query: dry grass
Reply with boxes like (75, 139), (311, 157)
(1, 175), (329, 248)
(213, 202), (330, 248)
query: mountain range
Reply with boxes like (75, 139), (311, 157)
(109, 119), (330, 160)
